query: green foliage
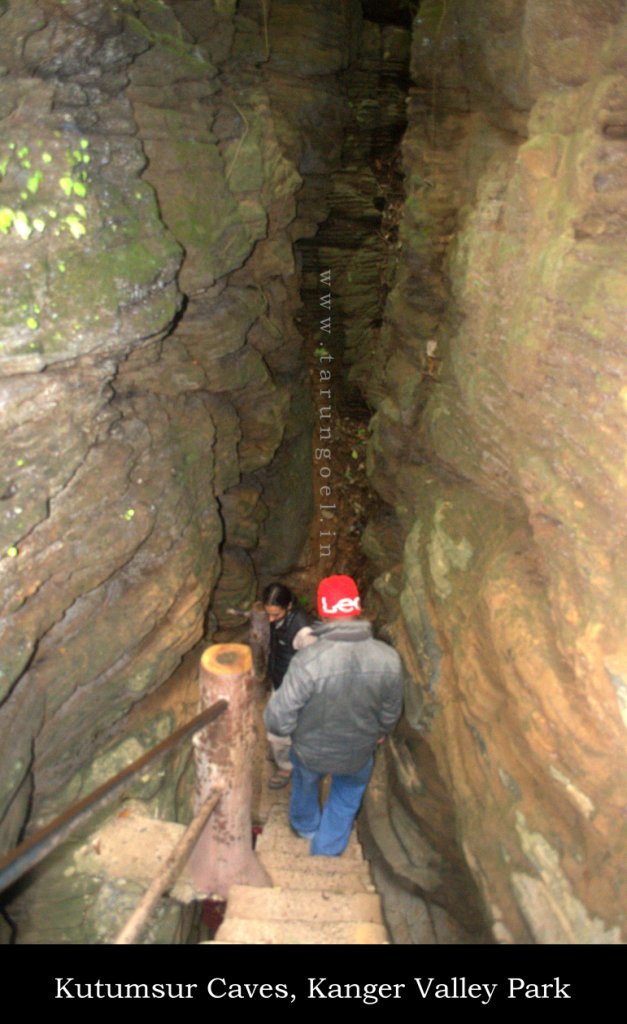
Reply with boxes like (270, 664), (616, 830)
(13, 212), (32, 239)
(27, 170), (43, 194)
(0, 137), (91, 243)
(64, 215), (86, 239)
(0, 207), (14, 233)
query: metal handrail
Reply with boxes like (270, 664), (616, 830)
(0, 699), (228, 895)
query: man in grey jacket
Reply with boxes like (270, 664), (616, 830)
(264, 574), (403, 856)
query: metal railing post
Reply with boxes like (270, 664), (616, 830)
(189, 643), (271, 896)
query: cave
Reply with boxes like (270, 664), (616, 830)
(0, 0), (625, 952)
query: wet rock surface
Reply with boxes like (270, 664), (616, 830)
(362, 0), (627, 942)
(0, 0), (352, 941)
(0, 0), (625, 946)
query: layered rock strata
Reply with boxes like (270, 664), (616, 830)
(2, 0), (624, 948)
(363, 0), (627, 943)
(0, 0), (358, 942)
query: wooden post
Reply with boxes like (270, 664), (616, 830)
(248, 600), (270, 681)
(189, 643), (271, 897)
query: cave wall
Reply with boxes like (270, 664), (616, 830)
(1, 0), (625, 947)
(0, 0), (361, 941)
(297, 14), (410, 407)
(362, 0), (627, 942)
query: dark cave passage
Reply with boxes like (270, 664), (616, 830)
(0, 0), (625, 945)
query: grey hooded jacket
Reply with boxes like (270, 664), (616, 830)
(264, 618), (403, 775)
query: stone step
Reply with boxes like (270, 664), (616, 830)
(258, 802), (364, 855)
(255, 829), (364, 860)
(203, 940), (267, 945)
(226, 884), (383, 924)
(258, 849), (372, 879)
(215, 916), (388, 945)
(72, 810), (199, 902)
(261, 817), (363, 846)
(262, 803), (297, 824)
(263, 868), (375, 893)
(262, 800), (361, 828)
(239, 745), (387, 945)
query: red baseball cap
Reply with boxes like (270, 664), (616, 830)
(317, 575), (361, 618)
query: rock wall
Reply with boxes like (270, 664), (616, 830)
(363, 0), (627, 942)
(297, 11), (410, 406)
(0, 0), (359, 942)
(2, 0), (625, 947)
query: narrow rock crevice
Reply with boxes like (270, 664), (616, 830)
(0, 0), (625, 945)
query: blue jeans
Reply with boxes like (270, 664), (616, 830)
(289, 750), (374, 856)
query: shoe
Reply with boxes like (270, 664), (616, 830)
(289, 822), (317, 841)
(290, 823), (315, 839)
(268, 769), (291, 789)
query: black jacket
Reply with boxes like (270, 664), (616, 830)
(268, 607), (311, 689)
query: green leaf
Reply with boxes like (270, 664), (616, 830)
(13, 212), (32, 239)
(64, 215), (86, 239)
(27, 170), (43, 194)
(0, 207), (15, 233)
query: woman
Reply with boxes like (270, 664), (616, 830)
(263, 583), (313, 789)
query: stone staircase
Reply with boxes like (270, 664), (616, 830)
(71, 718), (390, 944)
(213, 793), (389, 944)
